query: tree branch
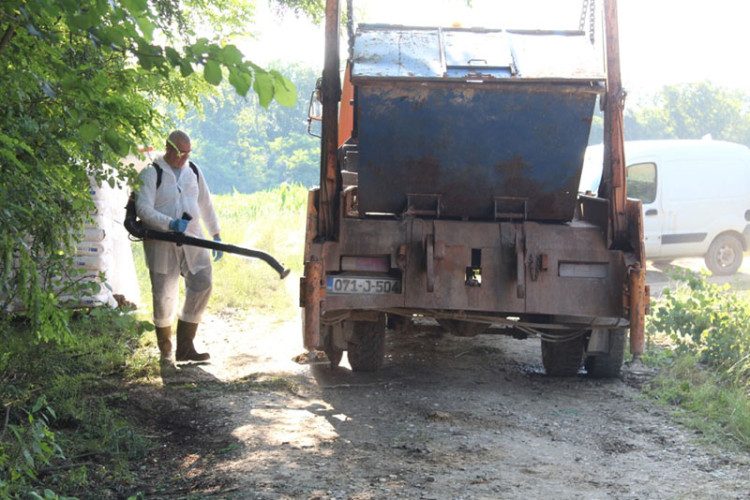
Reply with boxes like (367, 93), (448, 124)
(0, 24), (15, 59)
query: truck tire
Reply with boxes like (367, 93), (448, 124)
(324, 346), (343, 368)
(347, 316), (386, 372)
(584, 328), (627, 378)
(541, 335), (584, 377)
(705, 234), (744, 275)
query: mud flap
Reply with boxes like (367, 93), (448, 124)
(586, 329), (610, 355)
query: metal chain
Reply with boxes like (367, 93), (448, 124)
(579, 0), (596, 44)
(579, 0), (588, 31)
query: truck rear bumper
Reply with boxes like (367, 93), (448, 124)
(303, 217), (628, 325)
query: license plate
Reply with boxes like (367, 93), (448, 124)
(326, 276), (402, 295)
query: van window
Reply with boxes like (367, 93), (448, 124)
(626, 162), (656, 203)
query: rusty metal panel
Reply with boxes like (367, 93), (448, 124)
(522, 221), (624, 318)
(321, 219), (406, 312)
(356, 84), (597, 221)
(403, 220), (524, 312)
(320, 218), (625, 323)
(352, 27), (443, 79)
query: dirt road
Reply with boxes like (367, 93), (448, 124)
(125, 288), (750, 499)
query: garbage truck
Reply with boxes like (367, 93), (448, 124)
(300, 0), (648, 377)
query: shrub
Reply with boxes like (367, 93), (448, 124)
(647, 267), (750, 384)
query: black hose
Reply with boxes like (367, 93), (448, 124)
(124, 199), (290, 279)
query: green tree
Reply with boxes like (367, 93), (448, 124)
(177, 61), (321, 194)
(0, 0), (319, 338)
(625, 81), (750, 145)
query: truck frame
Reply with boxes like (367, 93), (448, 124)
(300, 0), (648, 377)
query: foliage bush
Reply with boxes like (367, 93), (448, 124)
(0, 0), (309, 342)
(0, 307), (152, 497)
(645, 267), (750, 450)
(648, 267), (750, 385)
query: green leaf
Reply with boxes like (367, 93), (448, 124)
(220, 44), (244, 66)
(270, 70), (297, 107)
(191, 38), (210, 56)
(137, 52), (154, 70)
(122, 0), (149, 12)
(180, 61), (194, 77)
(32, 397), (44, 413)
(253, 70), (273, 108)
(96, 25), (127, 47)
(80, 122), (100, 143)
(134, 14), (155, 43)
(68, 12), (96, 31)
(164, 47), (181, 66)
(228, 67), (252, 97)
(204, 60), (222, 86)
(104, 131), (130, 157)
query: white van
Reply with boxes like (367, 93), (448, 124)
(581, 140), (750, 275)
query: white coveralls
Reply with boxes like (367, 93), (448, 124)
(135, 156), (221, 328)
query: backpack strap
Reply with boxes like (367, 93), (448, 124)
(152, 162), (163, 188)
(188, 161), (199, 182)
(152, 161), (198, 189)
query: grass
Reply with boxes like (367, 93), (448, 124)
(0, 308), (154, 497)
(643, 268), (750, 451)
(1, 184), (310, 497)
(643, 353), (750, 450)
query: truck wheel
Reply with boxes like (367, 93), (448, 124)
(584, 328), (627, 378)
(705, 234), (744, 275)
(347, 315), (386, 372)
(541, 335), (584, 377)
(324, 346), (343, 368)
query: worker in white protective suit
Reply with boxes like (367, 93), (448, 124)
(135, 130), (222, 366)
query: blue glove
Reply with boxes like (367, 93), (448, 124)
(212, 237), (223, 262)
(169, 217), (189, 232)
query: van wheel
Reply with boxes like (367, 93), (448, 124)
(705, 234), (744, 275)
(347, 315), (386, 372)
(541, 335), (584, 377)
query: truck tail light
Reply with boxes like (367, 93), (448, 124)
(341, 256), (390, 273)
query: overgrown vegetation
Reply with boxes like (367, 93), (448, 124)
(644, 267), (750, 450)
(184, 64), (322, 194)
(0, 184), (307, 496)
(1, 2), (319, 495)
(0, 0), (313, 341)
(0, 307), (154, 498)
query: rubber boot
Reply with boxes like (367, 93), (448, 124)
(155, 326), (174, 364)
(175, 320), (210, 362)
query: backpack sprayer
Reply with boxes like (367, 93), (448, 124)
(124, 198), (291, 280)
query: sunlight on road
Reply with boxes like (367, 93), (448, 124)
(232, 405), (339, 448)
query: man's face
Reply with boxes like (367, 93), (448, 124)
(165, 137), (191, 168)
